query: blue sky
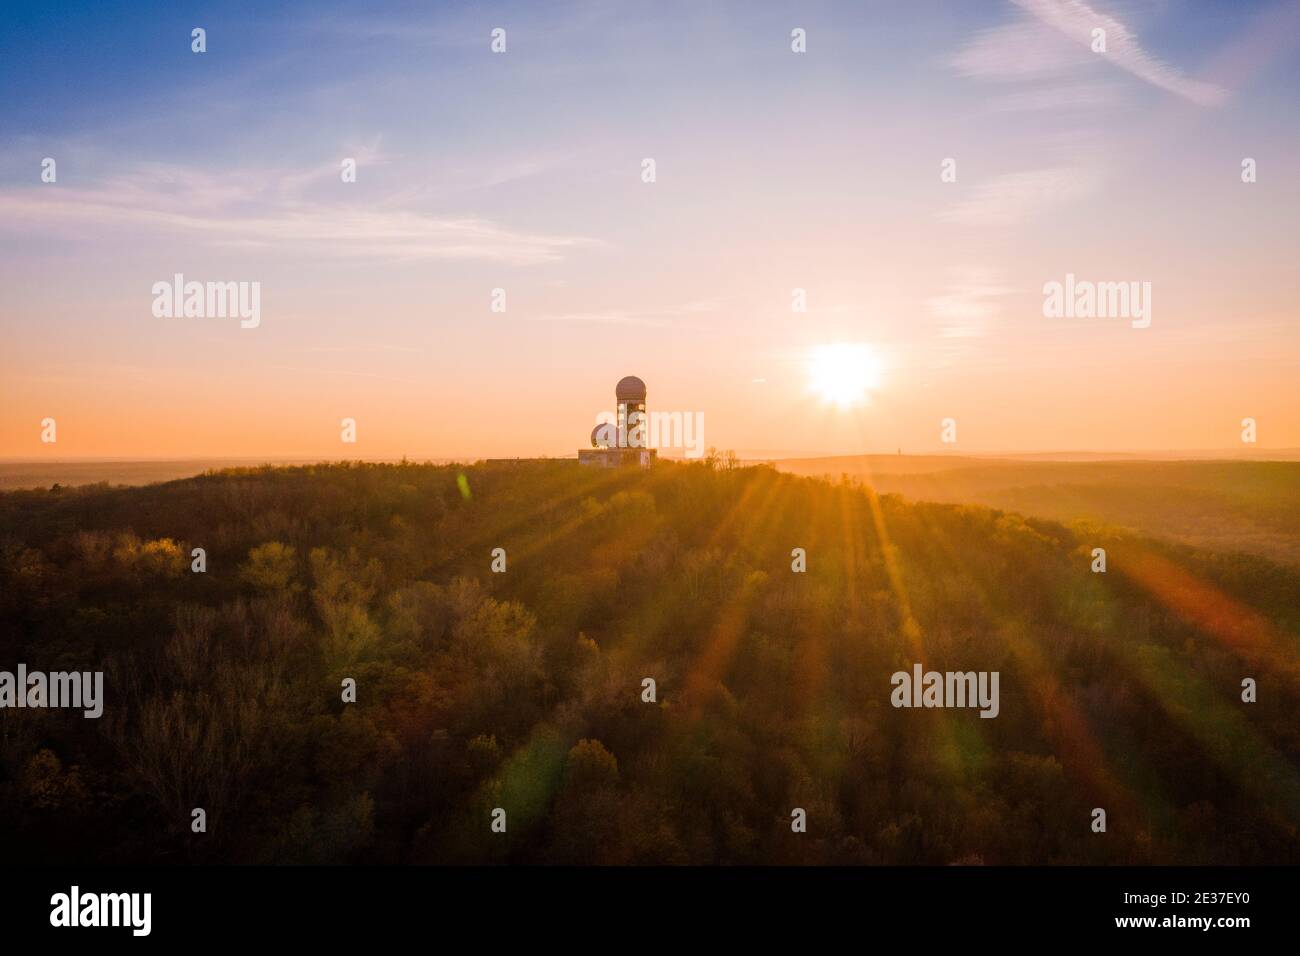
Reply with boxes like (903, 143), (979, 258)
(1, 0), (1298, 458)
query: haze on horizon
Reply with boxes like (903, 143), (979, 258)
(1, 0), (1298, 460)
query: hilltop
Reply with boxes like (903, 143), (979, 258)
(0, 460), (1297, 864)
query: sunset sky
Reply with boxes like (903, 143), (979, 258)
(1, 0), (1298, 459)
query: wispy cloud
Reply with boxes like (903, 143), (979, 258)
(291, 344), (427, 354)
(1014, 0), (1228, 106)
(950, 20), (1092, 80)
(527, 310), (674, 327)
(940, 167), (1096, 227)
(529, 298), (724, 328)
(952, 0), (1228, 107)
(0, 163), (597, 266)
(926, 267), (1017, 339)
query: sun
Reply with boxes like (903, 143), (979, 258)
(807, 343), (883, 408)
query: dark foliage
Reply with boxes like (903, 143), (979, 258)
(0, 460), (1296, 864)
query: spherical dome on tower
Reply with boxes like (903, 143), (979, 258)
(591, 423), (616, 448)
(615, 375), (647, 401)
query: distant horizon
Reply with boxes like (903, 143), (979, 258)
(5, 446), (1300, 465)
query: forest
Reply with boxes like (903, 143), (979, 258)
(1, 458), (1297, 864)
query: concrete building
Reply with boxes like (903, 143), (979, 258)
(578, 376), (658, 468)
